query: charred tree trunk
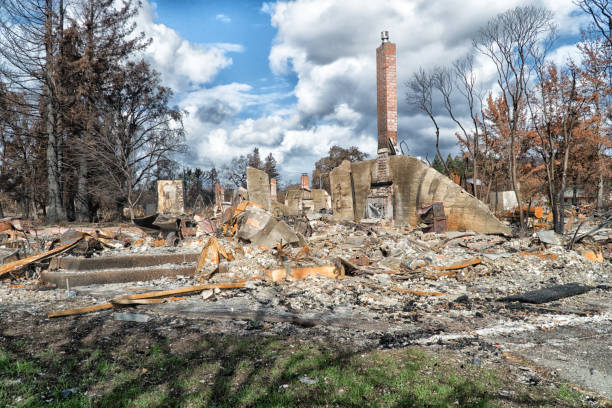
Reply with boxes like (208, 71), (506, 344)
(76, 154), (88, 221)
(44, 0), (66, 223)
(45, 91), (65, 223)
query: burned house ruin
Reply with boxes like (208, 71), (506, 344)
(329, 32), (510, 235)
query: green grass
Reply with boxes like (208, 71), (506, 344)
(557, 384), (584, 405)
(0, 334), (600, 408)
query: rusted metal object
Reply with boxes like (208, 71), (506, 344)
(196, 236), (232, 279)
(417, 202), (447, 233)
(350, 253), (370, 266)
(133, 213), (184, 240)
(391, 287), (443, 296)
(437, 258), (482, 271)
(0, 233), (84, 278)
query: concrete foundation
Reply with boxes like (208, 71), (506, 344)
(49, 253), (200, 271)
(43, 253), (201, 288)
(42, 266), (196, 288)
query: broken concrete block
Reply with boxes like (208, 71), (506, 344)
(329, 160), (354, 221)
(251, 220), (299, 247)
(157, 180), (184, 215)
(536, 230), (562, 245)
(237, 207), (276, 242)
(236, 206), (299, 247)
(246, 167), (271, 210)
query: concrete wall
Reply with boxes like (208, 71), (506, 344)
(388, 156), (510, 234)
(329, 160), (354, 221)
(329, 156), (510, 234)
(350, 160), (376, 220)
(311, 189), (331, 213)
(285, 190), (302, 216)
(246, 167), (271, 211)
(157, 180), (184, 215)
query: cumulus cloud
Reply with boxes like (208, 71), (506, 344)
(135, 2), (243, 91)
(215, 14), (231, 23)
(133, 0), (588, 183)
(549, 44), (584, 67)
(263, 0), (586, 163)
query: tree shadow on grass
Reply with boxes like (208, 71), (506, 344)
(0, 309), (587, 408)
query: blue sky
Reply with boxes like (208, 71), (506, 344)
(153, 0), (288, 91)
(135, 0), (590, 186)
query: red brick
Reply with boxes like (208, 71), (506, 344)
(376, 40), (397, 150)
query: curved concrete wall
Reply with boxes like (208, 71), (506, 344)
(331, 156), (510, 234)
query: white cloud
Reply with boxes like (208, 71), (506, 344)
(135, 2), (242, 91)
(262, 0), (586, 166)
(549, 44), (584, 67)
(134, 0), (588, 183)
(215, 14), (231, 24)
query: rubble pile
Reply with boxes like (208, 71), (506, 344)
(0, 205), (609, 317)
(0, 204), (611, 396)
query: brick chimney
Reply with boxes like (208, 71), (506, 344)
(376, 31), (397, 151)
(300, 173), (309, 190)
(270, 178), (277, 202)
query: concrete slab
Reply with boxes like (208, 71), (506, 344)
(49, 253), (200, 271)
(41, 265), (196, 288)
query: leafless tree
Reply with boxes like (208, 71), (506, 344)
(67, 0), (148, 221)
(576, 0), (612, 46)
(474, 5), (556, 231)
(406, 67), (448, 173)
(452, 55), (487, 199)
(222, 155), (248, 189)
(0, 0), (68, 221)
(83, 61), (186, 219)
